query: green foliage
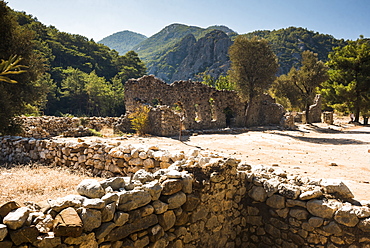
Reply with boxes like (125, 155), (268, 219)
(228, 36), (278, 103)
(0, 2), (46, 135)
(272, 51), (328, 123)
(321, 38), (370, 121)
(60, 68), (123, 117)
(88, 128), (103, 137)
(201, 73), (234, 91)
(0, 55), (27, 83)
(245, 27), (346, 75)
(99, 30), (147, 55)
(128, 105), (151, 135)
(0, 7), (147, 117)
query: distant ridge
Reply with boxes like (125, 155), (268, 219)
(99, 30), (147, 55)
(101, 24), (346, 82)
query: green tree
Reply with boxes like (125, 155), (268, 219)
(114, 51), (147, 83)
(321, 38), (370, 122)
(228, 36), (278, 124)
(201, 73), (234, 91)
(0, 1), (46, 134)
(273, 50), (328, 123)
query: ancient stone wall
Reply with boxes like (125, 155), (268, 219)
(125, 75), (249, 130)
(2, 136), (370, 247)
(18, 116), (120, 139)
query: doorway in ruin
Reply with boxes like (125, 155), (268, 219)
(223, 107), (234, 127)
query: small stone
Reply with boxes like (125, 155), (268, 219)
(289, 209), (309, 220)
(54, 207), (83, 237)
(117, 189), (152, 211)
(100, 177), (125, 190)
(158, 210), (176, 231)
(0, 201), (20, 219)
(320, 179), (354, 199)
(101, 202), (116, 222)
(0, 224), (8, 241)
(161, 191), (186, 209)
(9, 226), (39, 246)
(152, 200), (169, 214)
(308, 217), (324, 227)
(299, 188), (323, 200)
(114, 212), (129, 226)
(142, 181), (163, 201)
(133, 169), (154, 183)
(79, 208), (102, 232)
(266, 194), (285, 209)
(306, 199), (341, 219)
(161, 179), (183, 195)
(334, 204), (359, 227)
(77, 179), (105, 198)
(249, 186), (267, 202)
(3, 207), (30, 230)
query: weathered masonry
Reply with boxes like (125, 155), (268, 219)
(2, 136), (370, 247)
(124, 75), (285, 133)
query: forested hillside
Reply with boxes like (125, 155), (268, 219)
(5, 8), (146, 117)
(98, 30), (147, 55)
(244, 27), (347, 74)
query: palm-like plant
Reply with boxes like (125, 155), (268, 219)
(0, 55), (28, 83)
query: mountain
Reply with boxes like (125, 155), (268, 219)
(102, 24), (346, 83)
(132, 23), (237, 82)
(98, 30), (147, 55)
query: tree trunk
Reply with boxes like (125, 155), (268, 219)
(305, 103), (310, 124)
(244, 102), (250, 127)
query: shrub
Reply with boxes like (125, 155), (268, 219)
(128, 105), (151, 135)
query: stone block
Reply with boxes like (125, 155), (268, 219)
(0, 201), (20, 219)
(118, 189), (152, 211)
(3, 207), (30, 230)
(9, 226), (39, 246)
(76, 179), (105, 198)
(54, 207), (83, 237)
(105, 214), (158, 242)
(306, 199), (341, 219)
(161, 179), (183, 195)
(158, 210), (176, 231)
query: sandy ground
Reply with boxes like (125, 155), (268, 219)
(98, 122), (370, 201)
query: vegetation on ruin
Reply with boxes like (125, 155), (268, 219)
(128, 105), (151, 136)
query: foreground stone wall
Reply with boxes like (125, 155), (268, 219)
(2, 137), (370, 247)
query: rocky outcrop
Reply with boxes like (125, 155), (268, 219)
(171, 30), (232, 82)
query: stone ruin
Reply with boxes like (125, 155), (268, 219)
(116, 75), (285, 136)
(2, 136), (370, 247)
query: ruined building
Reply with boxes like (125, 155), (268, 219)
(117, 75), (285, 136)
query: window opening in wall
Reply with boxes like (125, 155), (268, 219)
(223, 107), (234, 127)
(194, 104), (201, 122)
(209, 98), (217, 121)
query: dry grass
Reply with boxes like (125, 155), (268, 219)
(0, 163), (97, 206)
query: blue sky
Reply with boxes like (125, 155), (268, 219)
(6, 0), (370, 42)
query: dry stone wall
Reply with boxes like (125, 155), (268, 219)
(2, 137), (370, 247)
(18, 116), (119, 139)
